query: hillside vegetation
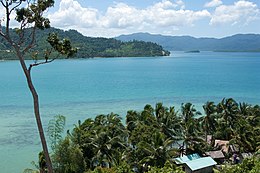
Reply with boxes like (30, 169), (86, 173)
(0, 28), (170, 60)
(116, 33), (260, 52)
(30, 98), (260, 173)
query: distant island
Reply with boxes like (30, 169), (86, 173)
(185, 50), (200, 53)
(0, 28), (170, 60)
(116, 33), (260, 52)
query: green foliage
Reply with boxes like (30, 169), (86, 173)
(71, 113), (128, 169)
(115, 161), (134, 173)
(47, 33), (77, 57)
(15, 0), (54, 30)
(147, 161), (184, 173)
(47, 115), (66, 150)
(86, 167), (116, 173)
(23, 169), (39, 173)
(50, 99), (260, 173)
(23, 151), (48, 173)
(221, 156), (260, 173)
(52, 137), (86, 173)
(0, 27), (169, 59)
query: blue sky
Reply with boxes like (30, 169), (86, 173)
(7, 0), (260, 38)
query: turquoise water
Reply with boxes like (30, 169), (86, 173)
(0, 51), (260, 172)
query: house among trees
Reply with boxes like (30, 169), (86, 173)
(214, 140), (229, 153)
(205, 150), (225, 164)
(175, 154), (217, 173)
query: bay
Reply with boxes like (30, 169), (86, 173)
(0, 51), (260, 173)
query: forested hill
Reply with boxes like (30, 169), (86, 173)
(116, 33), (260, 52)
(0, 28), (170, 60)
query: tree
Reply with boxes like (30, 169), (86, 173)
(180, 103), (204, 154)
(69, 113), (128, 170)
(155, 104), (182, 140)
(0, 1), (76, 172)
(221, 156), (260, 173)
(52, 137), (86, 173)
(200, 101), (218, 141)
(47, 115), (66, 151)
(137, 132), (178, 169)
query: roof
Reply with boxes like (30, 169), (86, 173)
(175, 153), (201, 164)
(185, 157), (217, 171)
(241, 153), (253, 159)
(205, 150), (225, 159)
(215, 140), (229, 153)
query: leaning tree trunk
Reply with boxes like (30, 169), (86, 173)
(15, 49), (53, 173)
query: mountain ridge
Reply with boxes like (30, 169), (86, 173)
(116, 33), (260, 52)
(0, 28), (170, 60)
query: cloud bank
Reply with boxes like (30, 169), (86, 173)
(48, 0), (211, 36)
(210, 0), (260, 25)
(47, 0), (259, 37)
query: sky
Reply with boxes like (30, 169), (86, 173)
(2, 0), (260, 38)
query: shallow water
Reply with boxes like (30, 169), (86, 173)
(0, 51), (260, 172)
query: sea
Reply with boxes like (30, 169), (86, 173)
(0, 51), (260, 173)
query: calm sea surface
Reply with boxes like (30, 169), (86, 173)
(0, 51), (260, 172)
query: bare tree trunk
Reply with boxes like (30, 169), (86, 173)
(0, 2), (73, 172)
(15, 50), (53, 173)
(29, 80), (53, 173)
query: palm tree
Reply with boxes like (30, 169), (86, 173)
(181, 103), (201, 123)
(141, 104), (157, 126)
(137, 131), (178, 170)
(215, 98), (244, 141)
(217, 98), (239, 129)
(200, 101), (218, 142)
(126, 110), (141, 132)
(79, 113), (128, 169)
(180, 103), (204, 154)
(155, 104), (182, 141)
(230, 116), (256, 152)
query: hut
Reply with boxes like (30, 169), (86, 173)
(175, 154), (217, 173)
(205, 150), (225, 164)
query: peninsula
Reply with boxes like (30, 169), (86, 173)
(0, 28), (170, 60)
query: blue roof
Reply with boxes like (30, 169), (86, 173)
(185, 157), (217, 171)
(175, 153), (201, 164)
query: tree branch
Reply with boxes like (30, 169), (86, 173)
(28, 58), (56, 72)
(0, 0), (6, 8)
(22, 26), (36, 54)
(2, 0), (15, 46)
(0, 30), (5, 38)
(10, 1), (23, 14)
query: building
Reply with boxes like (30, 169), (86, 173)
(214, 140), (229, 153)
(205, 150), (225, 164)
(175, 154), (217, 173)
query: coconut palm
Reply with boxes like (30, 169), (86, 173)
(156, 104), (182, 140)
(180, 103), (204, 154)
(229, 114), (257, 152)
(83, 113), (128, 168)
(200, 101), (218, 141)
(126, 110), (141, 132)
(181, 103), (201, 123)
(217, 98), (239, 129)
(137, 131), (178, 170)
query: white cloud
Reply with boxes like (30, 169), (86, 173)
(48, 0), (211, 37)
(100, 3), (144, 28)
(48, 0), (98, 28)
(176, 0), (185, 10)
(210, 0), (260, 25)
(0, 6), (21, 28)
(204, 0), (223, 8)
